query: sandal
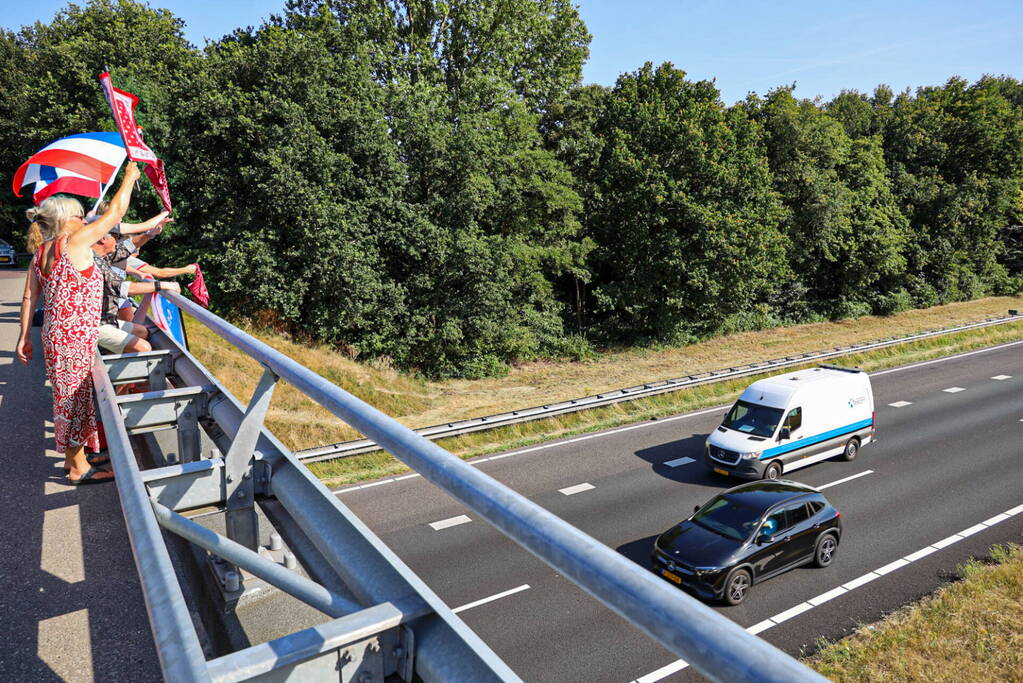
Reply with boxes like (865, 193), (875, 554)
(63, 453), (111, 474)
(67, 466), (115, 486)
(87, 452), (111, 467)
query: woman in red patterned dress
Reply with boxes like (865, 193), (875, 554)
(16, 164), (140, 484)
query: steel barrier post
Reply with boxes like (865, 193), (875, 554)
(224, 366), (278, 551)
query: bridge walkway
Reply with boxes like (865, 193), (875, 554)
(0, 269), (160, 682)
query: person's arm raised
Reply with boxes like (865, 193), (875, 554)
(121, 211), (170, 236)
(69, 163), (141, 250)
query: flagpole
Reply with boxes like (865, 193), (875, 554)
(90, 156), (125, 215)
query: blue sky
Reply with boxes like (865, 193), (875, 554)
(4, 0), (1021, 104)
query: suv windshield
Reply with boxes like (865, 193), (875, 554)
(722, 400), (784, 438)
(692, 496), (761, 541)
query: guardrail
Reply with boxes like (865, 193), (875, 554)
(297, 312), (1023, 463)
(110, 289), (831, 683)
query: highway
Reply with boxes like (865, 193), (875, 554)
(334, 341), (1023, 682)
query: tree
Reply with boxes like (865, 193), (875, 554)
(878, 77), (1023, 302)
(748, 88), (910, 317)
(166, 1), (591, 376)
(563, 63), (790, 343)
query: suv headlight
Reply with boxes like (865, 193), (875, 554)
(693, 566), (724, 578)
(741, 451), (761, 460)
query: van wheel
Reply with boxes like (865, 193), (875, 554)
(841, 437), (860, 461)
(763, 461), (782, 480)
(723, 568), (752, 605)
(813, 534), (838, 567)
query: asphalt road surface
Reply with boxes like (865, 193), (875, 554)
(334, 340), (1023, 682)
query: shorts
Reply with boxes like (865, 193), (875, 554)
(97, 320), (140, 353)
(118, 298), (134, 309)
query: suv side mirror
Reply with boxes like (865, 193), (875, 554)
(778, 427), (791, 441)
(694, 505), (700, 513)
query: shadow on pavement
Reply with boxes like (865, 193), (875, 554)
(0, 276), (160, 681)
(633, 432), (728, 488)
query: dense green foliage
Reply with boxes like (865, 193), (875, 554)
(3, 1), (1022, 376)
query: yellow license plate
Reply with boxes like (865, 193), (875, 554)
(714, 467), (728, 476)
(662, 569), (682, 584)
(0, 257), (9, 263)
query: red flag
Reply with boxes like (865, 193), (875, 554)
(187, 263), (210, 308)
(144, 159), (172, 213)
(99, 71), (172, 211)
(99, 72), (158, 164)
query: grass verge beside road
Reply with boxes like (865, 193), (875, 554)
(806, 543), (1023, 682)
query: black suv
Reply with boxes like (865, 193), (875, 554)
(651, 480), (841, 605)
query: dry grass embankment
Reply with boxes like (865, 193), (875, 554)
(806, 544), (1023, 682)
(182, 295), (1023, 485)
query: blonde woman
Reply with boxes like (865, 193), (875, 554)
(16, 163), (140, 484)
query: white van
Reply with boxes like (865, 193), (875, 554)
(704, 365), (874, 480)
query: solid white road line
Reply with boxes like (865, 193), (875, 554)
(991, 375), (1012, 380)
(452, 584), (530, 614)
(746, 619), (775, 635)
(943, 386), (966, 393)
(871, 339), (1023, 376)
(663, 456), (695, 467)
(875, 558), (910, 575)
(842, 572), (880, 590)
(807, 586), (848, 606)
(632, 658), (689, 682)
(888, 400), (912, 407)
(817, 470), (873, 490)
(429, 515), (471, 531)
(559, 482), (595, 496)
(771, 601), (814, 624)
(633, 499), (1023, 683)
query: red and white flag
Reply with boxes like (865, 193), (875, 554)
(99, 71), (172, 211)
(187, 263), (210, 308)
(144, 159), (173, 213)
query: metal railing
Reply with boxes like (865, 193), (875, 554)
(298, 311), (1023, 462)
(94, 289), (829, 683)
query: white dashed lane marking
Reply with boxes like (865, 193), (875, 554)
(559, 482), (595, 496)
(943, 387), (966, 393)
(817, 470), (873, 490)
(663, 456), (695, 467)
(888, 400), (912, 407)
(429, 515), (471, 531)
(991, 375), (1012, 380)
(452, 584), (530, 614)
(632, 500), (1023, 682)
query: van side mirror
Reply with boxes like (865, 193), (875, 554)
(779, 427), (791, 440)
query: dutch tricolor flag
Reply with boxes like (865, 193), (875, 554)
(12, 132), (127, 204)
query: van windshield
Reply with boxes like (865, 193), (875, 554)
(722, 400), (784, 438)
